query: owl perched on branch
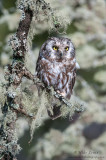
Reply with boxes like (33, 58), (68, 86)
(36, 37), (80, 119)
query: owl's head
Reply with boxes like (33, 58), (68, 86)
(39, 37), (75, 61)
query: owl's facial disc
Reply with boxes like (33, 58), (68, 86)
(42, 37), (75, 61)
(52, 44), (70, 60)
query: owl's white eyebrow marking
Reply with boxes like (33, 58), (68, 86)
(55, 41), (61, 46)
(63, 41), (68, 45)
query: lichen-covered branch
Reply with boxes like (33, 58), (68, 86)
(13, 8), (33, 61)
(0, 6), (34, 160)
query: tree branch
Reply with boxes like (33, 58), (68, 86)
(0, 7), (33, 160)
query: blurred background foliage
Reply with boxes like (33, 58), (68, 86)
(0, 0), (106, 160)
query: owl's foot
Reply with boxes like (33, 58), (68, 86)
(57, 90), (66, 98)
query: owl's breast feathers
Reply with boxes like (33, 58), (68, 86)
(36, 57), (76, 99)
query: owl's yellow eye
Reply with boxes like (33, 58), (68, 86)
(65, 47), (69, 51)
(53, 46), (58, 51)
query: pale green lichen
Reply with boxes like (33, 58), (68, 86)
(0, 109), (21, 157)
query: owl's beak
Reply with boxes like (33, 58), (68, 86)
(58, 50), (63, 58)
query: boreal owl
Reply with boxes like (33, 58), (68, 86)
(36, 37), (79, 118)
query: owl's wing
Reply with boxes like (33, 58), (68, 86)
(72, 68), (76, 89)
(66, 67), (76, 99)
